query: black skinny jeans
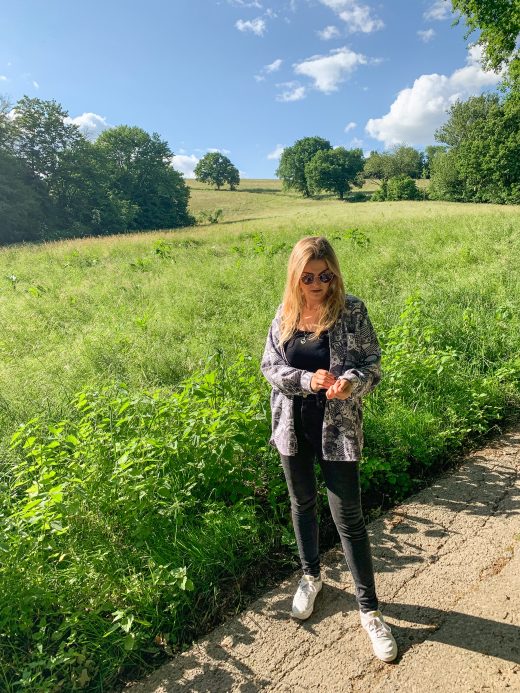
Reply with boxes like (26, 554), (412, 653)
(280, 394), (378, 613)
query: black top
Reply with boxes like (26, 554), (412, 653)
(284, 330), (330, 372)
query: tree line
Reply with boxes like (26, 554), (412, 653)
(276, 88), (519, 205)
(0, 96), (194, 245)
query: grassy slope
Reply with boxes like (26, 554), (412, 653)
(2, 180), (520, 691)
(0, 179), (518, 437)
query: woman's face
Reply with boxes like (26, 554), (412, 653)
(299, 258), (333, 306)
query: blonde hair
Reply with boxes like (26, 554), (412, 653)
(279, 236), (345, 347)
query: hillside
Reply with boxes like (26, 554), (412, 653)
(1, 181), (519, 692)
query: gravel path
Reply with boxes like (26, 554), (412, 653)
(127, 427), (520, 692)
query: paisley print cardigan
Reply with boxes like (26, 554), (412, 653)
(260, 294), (381, 461)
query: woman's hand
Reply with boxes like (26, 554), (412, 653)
(326, 378), (354, 400)
(310, 369), (336, 393)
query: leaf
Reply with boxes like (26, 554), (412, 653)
(77, 669), (91, 688)
(123, 633), (135, 651)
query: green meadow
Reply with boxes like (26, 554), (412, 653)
(1, 179), (520, 691)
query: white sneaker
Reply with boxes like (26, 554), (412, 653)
(291, 574), (323, 620)
(360, 609), (398, 662)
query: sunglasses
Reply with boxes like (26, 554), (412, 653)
(300, 270), (335, 285)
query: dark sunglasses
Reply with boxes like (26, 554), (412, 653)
(300, 270), (335, 285)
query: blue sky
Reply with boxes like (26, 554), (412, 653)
(0, 0), (501, 178)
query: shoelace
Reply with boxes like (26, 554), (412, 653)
(298, 579), (314, 595)
(366, 617), (391, 638)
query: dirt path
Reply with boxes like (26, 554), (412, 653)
(127, 427), (520, 692)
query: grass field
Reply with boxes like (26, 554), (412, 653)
(1, 180), (519, 691)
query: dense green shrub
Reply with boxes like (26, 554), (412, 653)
(373, 176), (422, 201)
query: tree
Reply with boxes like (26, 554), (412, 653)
(364, 145), (423, 180)
(0, 149), (49, 244)
(428, 150), (463, 201)
(431, 93), (520, 203)
(391, 145), (423, 179)
(451, 0), (519, 73)
(51, 138), (137, 236)
(194, 152), (240, 190)
(276, 136), (332, 197)
(422, 145), (447, 178)
(305, 147), (364, 199)
(95, 126), (193, 230)
(8, 96), (82, 180)
(0, 96), (15, 151)
(363, 151), (386, 180)
(435, 94), (498, 147)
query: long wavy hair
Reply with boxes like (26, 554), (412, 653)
(279, 236), (345, 347)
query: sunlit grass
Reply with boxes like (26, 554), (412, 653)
(1, 180), (519, 691)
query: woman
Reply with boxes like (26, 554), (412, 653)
(260, 236), (397, 663)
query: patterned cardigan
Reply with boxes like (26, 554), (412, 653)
(260, 294), (381, 461)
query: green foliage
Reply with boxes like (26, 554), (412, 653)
(422, 145), (447, 178)
(8, 95), (82, 179)
(372, 176), (422, 201)
(2, 353), (278, 690)
(0, 149), (49, 244)
(332, 227), (371, 248)
(428, 150), (462, 201)
(364, 145), (423, 180)
(0, 95), (15, 150)
(51, 138), (137, 237)
(95, 126), (194, 230)
(432, 93), (520, 203)
(0, 98), (194, 245)
(1, 185), (520, 689)
(232, 231), (290, 257)
(451, 0), (520, 73)
(194, 152), (240, 190)
(2, 284), (519, 688)
(276, 136), (332, 197)
(197, 208), (224, 224)
(305, 147), (364, 199)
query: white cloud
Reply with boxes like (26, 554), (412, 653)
(344, 120), (356, 132)
(265, 58), (282, 73)
(365, 46), (502, 147)
(228, 0), (262, 7)
(65, 112), (110, 139)
(318, 25), (340, 40)
(208, 147), (232, 155)
(294, 47), (367, 93)
(276, 81), (306, 101)
(255, 57), (282, 81)
(171, 154), (199, 178)
(235, 17), (266, 35)
(267, 144), (285, 159)
(0, 75), (7, 81)
(418, 28), (436, 43)
(32, 80), (39, 89)
(349, 137), (363, 147)
(424, 0), (450, 21)
(319, 0), (384, 34)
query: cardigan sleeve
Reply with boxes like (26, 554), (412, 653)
(260, 309), (315, 397)
(338, 300), (381, 399)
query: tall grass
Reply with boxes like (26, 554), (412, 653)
(1, 183), (519, 690)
